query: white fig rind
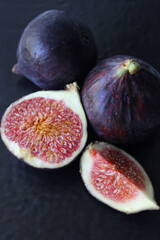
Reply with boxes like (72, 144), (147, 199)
(1, 82), (87, 169)
(80, 142), (159, 214)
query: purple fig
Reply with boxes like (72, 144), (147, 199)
(13, 10), (97, 89)
(82, 55), (160, 144)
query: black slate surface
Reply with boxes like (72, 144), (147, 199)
(1, 0), (160, 240)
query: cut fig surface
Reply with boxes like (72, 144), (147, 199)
(1, 83), (87, 168)
(80, 142), (159, 214)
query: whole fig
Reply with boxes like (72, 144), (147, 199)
(82, 55), (160, 144)
(13, 10), (97, 89)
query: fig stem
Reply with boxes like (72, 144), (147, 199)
(127, 60), (141, 74)
(12, 63), (22, 75)
(117, 59), (141, 77)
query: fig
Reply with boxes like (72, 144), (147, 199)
(12, 10), (97, 89)
(0, 83), (87, 168)
(80, 142), (159, 214)
(82, 55), (160, 144)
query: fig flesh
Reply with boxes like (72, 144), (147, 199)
(80, 142), (159, 214)
(13, 10), (97, 89)
(0, 83), (87, 168)
(82, 55), (160, 144)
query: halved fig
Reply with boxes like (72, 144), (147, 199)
(80, 142), (159, 214)
(1, 83), (87, 168)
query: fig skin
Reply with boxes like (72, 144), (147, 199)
(82, 55), (160, 144)
(13, 10), (97, 89)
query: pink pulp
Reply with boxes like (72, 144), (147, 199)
(4, 97), (83, 163)
(90, 147), (145, 202)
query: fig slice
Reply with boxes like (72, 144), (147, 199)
(80, 142), (159, 214)
(1, 82), (87, 169)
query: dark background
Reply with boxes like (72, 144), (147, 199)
(1, 0), (160, 239)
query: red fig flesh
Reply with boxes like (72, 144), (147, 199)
(80, 142), (159, 213)
(1, 83), (87, 168)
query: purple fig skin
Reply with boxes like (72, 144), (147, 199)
(13, 10), (97, 89)
(82, 55), (160, 144)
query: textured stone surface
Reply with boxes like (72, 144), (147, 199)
(1, 0), (160, 239)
